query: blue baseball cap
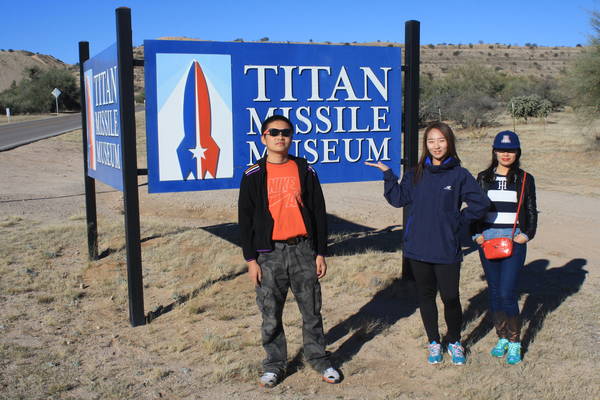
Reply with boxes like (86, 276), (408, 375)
(493, 130), (521, 149)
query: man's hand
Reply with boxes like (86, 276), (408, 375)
(513, 234), (528, 244)
(475, 235), (485, 245)
(316, 255), (327, 279)
(364, 161), (390, 172)
(247, 260), (262, 286)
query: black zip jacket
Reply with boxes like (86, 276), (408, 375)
(472, 168), (538, 240)
(238, 155), (328, 261)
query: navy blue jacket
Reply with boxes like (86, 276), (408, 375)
(383, 157), (489, 264)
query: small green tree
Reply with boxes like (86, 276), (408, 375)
(565, 10), (600, 115)
(0, 68), (79, 113)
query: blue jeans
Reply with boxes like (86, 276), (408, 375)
(478, 242), (527, 316)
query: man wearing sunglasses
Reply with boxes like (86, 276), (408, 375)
(238, 115), (339, 387)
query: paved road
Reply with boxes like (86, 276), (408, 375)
(0, 106), (144, 151)
(0, 113), (83, 151)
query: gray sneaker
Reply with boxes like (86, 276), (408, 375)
(259, 372), (278, 388)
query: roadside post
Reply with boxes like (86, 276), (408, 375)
(51, 88), (61, 115)
(79, 7), (145, 326)
(78, 42), (98, 261)
(402, 20), (420, 281)
(116, 7), (145, 327)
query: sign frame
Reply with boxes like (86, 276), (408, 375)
(83, 43), (124, 191)
(144, 40), (402, 193)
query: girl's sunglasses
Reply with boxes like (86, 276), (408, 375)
(264, 128), (293, 137)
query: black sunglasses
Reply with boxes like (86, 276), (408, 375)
(264, 128), (293, 137)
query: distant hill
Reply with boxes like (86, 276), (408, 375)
(130, 40), (586, 98)
(0, 41), (587, 99)
(415, 42), (584, 79)
(0, 49), (73, 92)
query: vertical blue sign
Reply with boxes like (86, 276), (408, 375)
(83, 43), (123, 191)
(144, 41), (401, 193)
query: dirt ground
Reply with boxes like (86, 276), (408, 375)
(1, 110), (599, 399)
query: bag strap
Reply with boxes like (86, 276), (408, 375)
(511, 171), (527, 238)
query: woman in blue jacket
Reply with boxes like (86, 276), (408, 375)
(366, 122), (489, 365)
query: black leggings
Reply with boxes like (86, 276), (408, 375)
(410, 259), (462, 344)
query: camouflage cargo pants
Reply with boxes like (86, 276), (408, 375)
(255, 238), (331, 375)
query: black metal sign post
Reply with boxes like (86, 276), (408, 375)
(78, 41), (99, 261)
(402, 20), (420, 281)
(116, 7), (145, 326)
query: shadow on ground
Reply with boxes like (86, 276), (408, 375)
(285, 278), (418, 377)
(462, 258), (588, 355)
(144, 214), (406, 323)
(198, 214), (405, 255)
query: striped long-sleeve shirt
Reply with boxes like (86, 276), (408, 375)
(483, 174), (518, 229)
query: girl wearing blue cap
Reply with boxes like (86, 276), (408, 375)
(472, 130), (538, 365)
(366, 122), (489, 365)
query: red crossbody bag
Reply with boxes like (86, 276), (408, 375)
(481, 172), (527, 260)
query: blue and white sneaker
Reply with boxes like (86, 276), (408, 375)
(322, 367), (341, 384)
(491, 338), (509, 357)
(506, 342), (522, 365)
(447, 341), (466, 365)
(428, 341), (442, 364)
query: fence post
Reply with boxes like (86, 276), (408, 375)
(116, 7), (145, 326)
(78, 41), (99, 261)
(402, 20), (420, 281)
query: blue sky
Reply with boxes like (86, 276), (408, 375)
(2, 0), (598, 65)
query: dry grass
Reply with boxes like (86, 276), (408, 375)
(0, 113), (63, 125)
(1, 109), (599, 399)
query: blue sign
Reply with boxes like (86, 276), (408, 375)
(144, 40), (402, 193)
(83, 43), (123, 191)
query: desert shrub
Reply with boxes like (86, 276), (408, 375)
(135, 91), (145, 103)
(420, 63), (502, 128)
(508, 95), (552, 121)
(564, 10), (600, 115)
(500, 75), (566, 108)
(0, 68), (79, 113)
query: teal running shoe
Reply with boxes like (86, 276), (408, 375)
(447, 341), (466, 365)
(506, 342), (522, 365)
(491, 338), (509, 357)
(428, 341), (442, 364)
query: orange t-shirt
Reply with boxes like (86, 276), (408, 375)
(266, 160), (308, 240)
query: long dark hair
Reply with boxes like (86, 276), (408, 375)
(481, 148), (522, 183)
(414, 122), (461, 183)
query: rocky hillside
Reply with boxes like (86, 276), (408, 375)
(0, 41), (587, 98)
(131, 40), (586, 97)
(0, 49), (73, 92)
